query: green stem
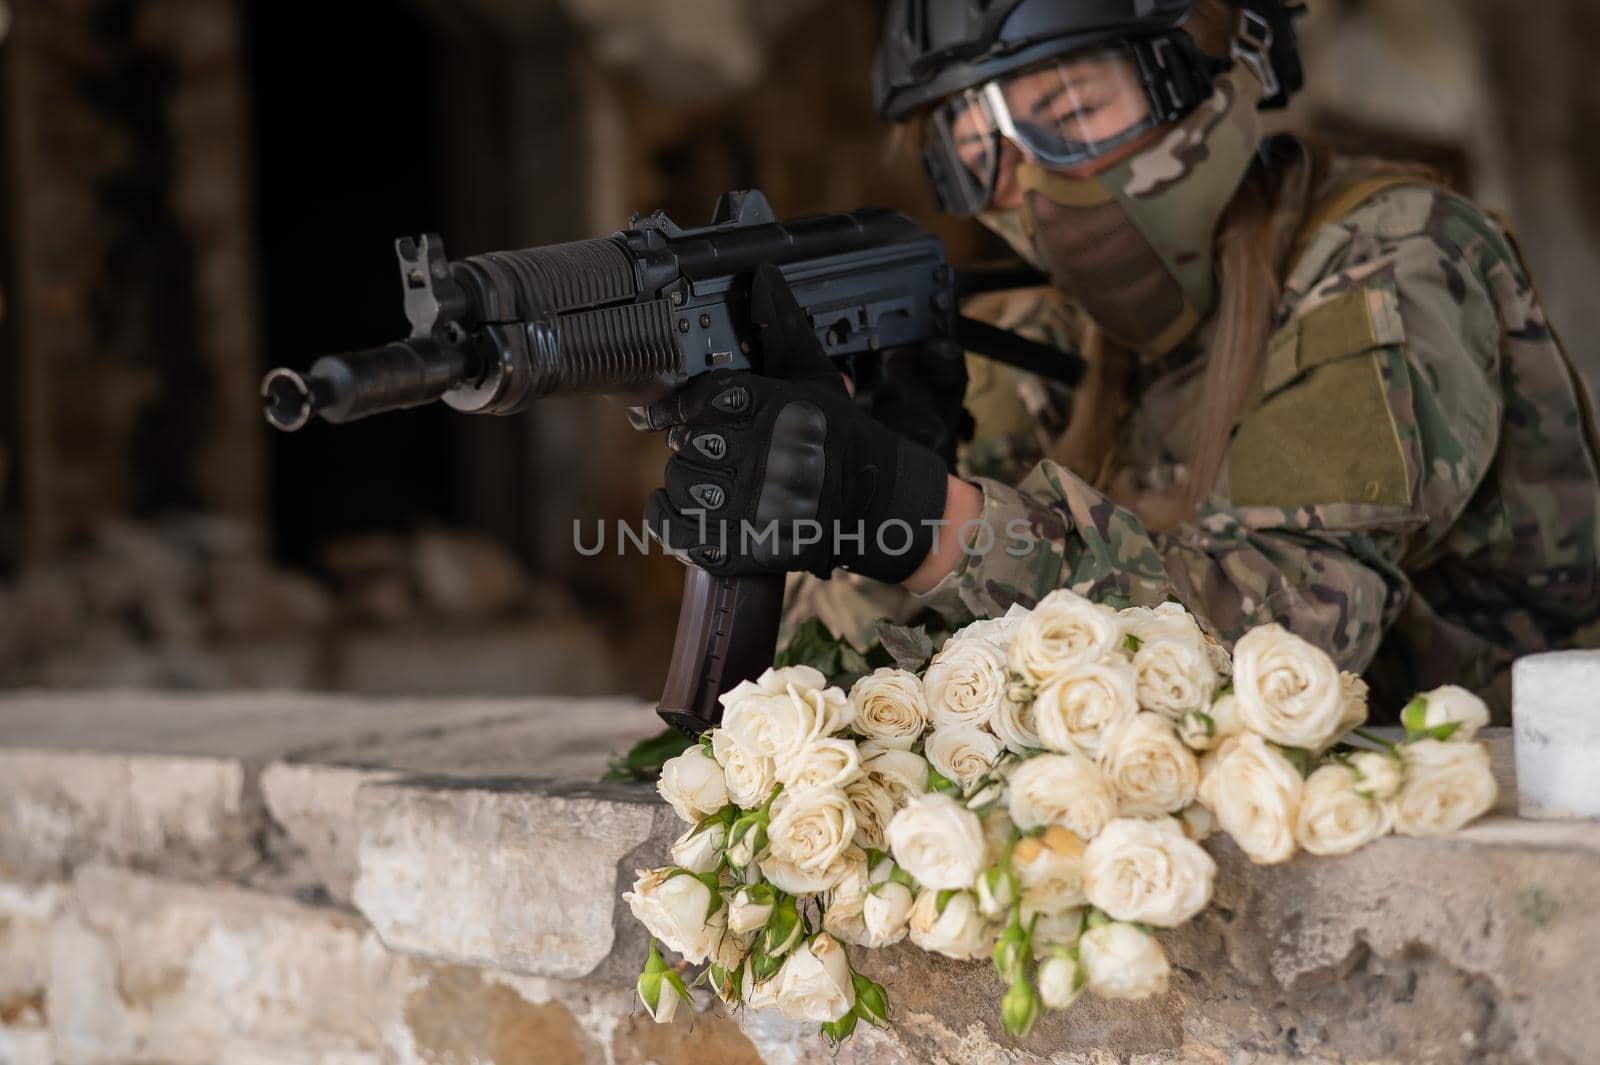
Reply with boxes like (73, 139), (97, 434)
(1352, 728), (1399, 753)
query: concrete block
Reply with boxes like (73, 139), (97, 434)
(0, 750), (249, 881)
(352, 778), (663, 979)
(1514, 651), (1600, 818)
(49, 866), (412, 1065)
(0, 1028), (54, 1065)
(260, 763), (396, 902)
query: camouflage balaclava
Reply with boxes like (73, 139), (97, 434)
(980, 63), (1265, 357)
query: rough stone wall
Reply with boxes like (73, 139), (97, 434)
(2, 0), (262, 566)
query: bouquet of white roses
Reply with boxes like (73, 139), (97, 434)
(624, 591), (1498, 1039)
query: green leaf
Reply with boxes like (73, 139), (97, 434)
(1275, 745), (1315, 777)
(852, 973), (891, 1028)
(1401, 696), (1430, 739)
(603, 726), (695, 783)
(749, 947), (784, 982)
(821, 1011), (859, 1044)
(1124, 633), (1143, 653)
(773, 617), (878, 690)
(873, 621), (935, 672)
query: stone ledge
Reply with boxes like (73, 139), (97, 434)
(351, 777), (668, 980)
(3, 693), (1599, 1063)
(0, 689), (661, 893)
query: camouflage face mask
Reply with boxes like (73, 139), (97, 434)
(984, 65), (1265, 356)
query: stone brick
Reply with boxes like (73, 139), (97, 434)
(352, 779), (663, 979)
(403, 966), (604, 1065)
(0, 750), (250, 881)
(259, 763), (397, 903)
(48, 866), (410, 1065)
(611, 1008), (766, 1065)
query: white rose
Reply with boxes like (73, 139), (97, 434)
(1337, 671), (1370, 738)
(1005, 752), (1117, 839)
(975, 865), (1015, 917)
(925, 637), (1010, 730)
(1013, 826), (1088, 917)
(657, 746), (729, 824)
(862, 882), (915, 948)
(845, 775), (897, 851)
(1348, 750), (1403, 801)
(713, 930), (749, 973)
(622, 868), (725, 964)
(1037, 952), (1087, 1010)
(1079, 922), (1170, 999)
(727, 887), (774, 935)
(1197, 734), (1303, 864)
(859, 743), (930, 805)
(719, 666), (851, 762)
(848, 668), (930, 749)
(1295, 764), (1394, 855)
(1392, 739), (1497, 837)
(1010, 590), (1122, 686)
(767, 787), (856, 878)
(774, 934), (855, 1023)
(958, 603), (1033, 650)
(1231, 624), (1345, 751)
(1083, 817), (1215, 927)
(670, 822), (725, 874)
(1177, 711), (1218, 751)
(1204, 634), (1232, 677)
(1029, 907), (1085, 957)
(776, 738), (863, 794)
(1133, 637), (1217, 719)
(1118, 601), (1200, 646)
(1175, 802), (1216, 842)
(885, 793), (987, 890)
(725, 827), (762, 870)
(1209, 693), (1245, 741)
(761, 848), (860, 895)
(1101, 712), (1201, 817)
(820, 856), (872, 947)
(908, 889), (993, 960)
(991, 692), (1042, 753)
(926, 725), (1004, 789)
(1414, 685), (1491, 740)
(741, 965), (780, 1012)
(1179, 691), (1244, 752)
(980, 806), (1016, 868)
(711, 728), (776, 809)
(1034, 660), (1139, 761)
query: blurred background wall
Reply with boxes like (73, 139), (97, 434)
(0, 0), (1596, 698)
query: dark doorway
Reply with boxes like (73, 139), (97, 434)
(246, 0), (459, 568)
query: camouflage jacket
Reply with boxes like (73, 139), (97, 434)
(788, 158), (1600, 718)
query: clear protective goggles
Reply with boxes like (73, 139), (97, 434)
(923, 43), (1174, 217)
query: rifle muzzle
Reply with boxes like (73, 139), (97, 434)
(261, 339), (471, 431)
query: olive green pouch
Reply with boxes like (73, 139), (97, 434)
(1229, 284), (1412, 509)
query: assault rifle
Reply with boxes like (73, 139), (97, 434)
(260, 190), (1078, 735)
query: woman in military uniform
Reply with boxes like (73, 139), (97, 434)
(645, 0), (1600, 716)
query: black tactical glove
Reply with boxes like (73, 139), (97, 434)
(643, 264), (950, 582)
(865, 338), (974, 472)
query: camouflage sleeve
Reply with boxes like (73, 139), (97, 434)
(915, 187), (1511, 675)
(912, 464), (1406, 672)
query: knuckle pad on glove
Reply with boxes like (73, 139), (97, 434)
(752, 401), (827, 526)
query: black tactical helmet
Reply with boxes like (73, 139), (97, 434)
(873, 0), (1305, 121)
